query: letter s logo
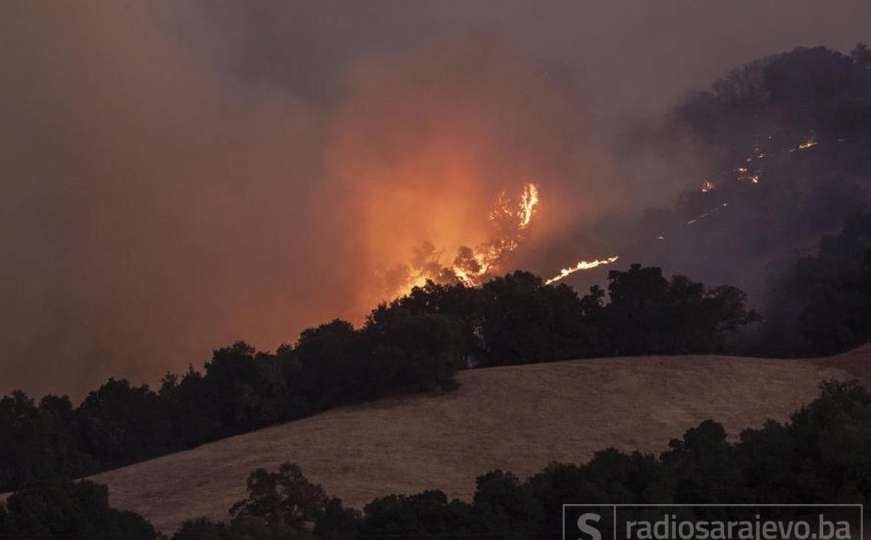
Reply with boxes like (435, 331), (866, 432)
(578, 512), (602, 540)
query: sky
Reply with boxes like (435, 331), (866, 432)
(1, 0), (869, 397)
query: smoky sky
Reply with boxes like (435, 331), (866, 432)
(1, 1), (869, 398)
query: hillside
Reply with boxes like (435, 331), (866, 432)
(92, 351), (870, 534)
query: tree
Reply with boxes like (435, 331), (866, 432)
(359, 490), (476, 540)
(0, 391), (92, 492)
(77, 378), (174, 466)
(294, 320), (366, 407)
(0, 480), (158, 540)
(762, 213), (871, 355)
(601, 265), (758, 355)
(602, 264), (672, 354)
(364, 311), (463, 393)
(204, 342), (285, 433)
(173, 517), (234, 540)
(785, 380), (871, 502)
(472, 470), (542, 538)
(475, 271), (603, 365)
(313, 497), (360, 540)
(230, 463), (327, 531)
(661, 420), (740, 505)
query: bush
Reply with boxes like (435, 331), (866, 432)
(0, 479), (158, 540)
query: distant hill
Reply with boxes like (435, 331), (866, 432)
(92, 350), (871, 534)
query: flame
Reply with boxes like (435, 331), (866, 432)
(798, 137), (817, 150)
(488, 192), (513, 223)
(545, 256), (620, 285)
(517, 182), (539, 229)
(449, 182), (538, 286)
(790, 136), (818, 152)
(678, 132), (817, 234)
(389, 181), (541, 297)
(387, 181), (618, 296)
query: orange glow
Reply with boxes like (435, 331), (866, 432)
(383, 181), (541, 299)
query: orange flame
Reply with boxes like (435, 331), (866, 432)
(390, 181), (541, 297)
(545, 256), (620, 285)
(388, 182), (620, 297)
(449, 182), (539, 286)
(517, 182), (539, 229)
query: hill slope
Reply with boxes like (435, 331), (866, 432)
(92, 351), (869, 533)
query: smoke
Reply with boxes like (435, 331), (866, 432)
(1, 0), (868, 397)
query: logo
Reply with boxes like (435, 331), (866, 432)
(577, 512), (603, 540)
(562, 505), (863, 540)
(564, 505), (615, 540)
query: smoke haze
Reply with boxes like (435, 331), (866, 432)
(1, 1), (868, 397)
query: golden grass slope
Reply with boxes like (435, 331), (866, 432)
(92, 350), (871, 534)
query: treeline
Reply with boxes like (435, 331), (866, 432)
(3, 379), (868, 539)
(0, 314), (463, 494)
(381, 265), (758, 364)
(676, 44), (871, 145)
(0, 265), (758, 494)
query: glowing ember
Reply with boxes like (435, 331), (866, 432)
(545, 256), (620, 285)
(701, 179), (715, 193)
(798, 138), (818, 150)
(790, 136), (819, 152)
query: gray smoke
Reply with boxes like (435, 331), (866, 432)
(1, 1), (868, 397)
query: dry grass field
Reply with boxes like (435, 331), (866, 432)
(91, 349), (871, 534)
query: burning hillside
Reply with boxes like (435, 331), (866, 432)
(380, 181), (620, 299)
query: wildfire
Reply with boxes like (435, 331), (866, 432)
(386, 181), (622, 297)
(451, 182), (539, 286)
(389, 181), (541, 296)
(545, 256), (620, 285)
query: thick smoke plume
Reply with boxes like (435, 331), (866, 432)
(1, 1), (868, 396)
